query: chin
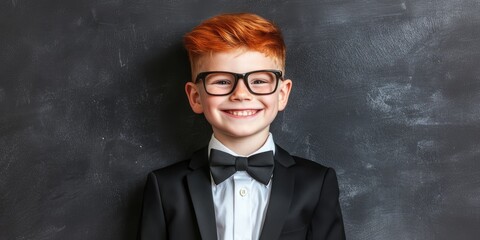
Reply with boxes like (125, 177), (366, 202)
(222, 127), (269, 139)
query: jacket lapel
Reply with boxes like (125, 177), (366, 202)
(186, 147), (218, 240)
(259, 145), (296, 240)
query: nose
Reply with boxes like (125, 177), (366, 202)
(229, 78), (252, 101)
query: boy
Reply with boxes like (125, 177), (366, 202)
(138, 13), (346, 240)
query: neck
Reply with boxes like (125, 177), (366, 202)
(213, 131), (270, 156)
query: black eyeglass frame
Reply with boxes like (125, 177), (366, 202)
(194, 69), (283, 96)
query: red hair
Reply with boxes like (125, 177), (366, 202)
(184, 13), (286, 72)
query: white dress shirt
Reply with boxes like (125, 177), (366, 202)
(208, 133), (276, 240)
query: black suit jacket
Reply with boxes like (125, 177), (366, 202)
(138, 145), (346, 240)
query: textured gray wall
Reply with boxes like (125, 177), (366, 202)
(1, 0), (479, 239)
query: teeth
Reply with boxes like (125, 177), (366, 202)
(228, 110), (257, 116)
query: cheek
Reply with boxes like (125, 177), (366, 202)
(200, 96), (221, 112)
(260, 96), (280, 110)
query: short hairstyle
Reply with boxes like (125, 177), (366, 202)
(184, 13), (286, 74)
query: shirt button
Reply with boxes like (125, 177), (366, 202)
(239, 188), (248, 197)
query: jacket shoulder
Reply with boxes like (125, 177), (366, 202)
(149, 146), (208, 180)
(292, 155), (329, 169)
(290, 155), (332, 177)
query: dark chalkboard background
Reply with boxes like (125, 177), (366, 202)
(1, 0), (479, 239)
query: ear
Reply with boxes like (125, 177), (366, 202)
(277, 79), (292, 111)
(185, 82), (204, 114)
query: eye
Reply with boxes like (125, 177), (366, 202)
(211, 79), (232, 85)
(205, 73), (235, 86)
(248, 72), (276, 85)
(250, 79), (269, 84)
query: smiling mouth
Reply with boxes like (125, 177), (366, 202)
(225, 109), (259, 116)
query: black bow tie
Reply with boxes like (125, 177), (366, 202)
(209, 149), (274, 185)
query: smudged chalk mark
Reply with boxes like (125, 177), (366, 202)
(131, 24), (137, 40)
(76, 17), (83, 26)
(0, 144), (18, 180)
(91, 8), (97, 22)
(118, 49), (126, 68)
(305, 134), (314, 160)
(367, 83), (412, 113)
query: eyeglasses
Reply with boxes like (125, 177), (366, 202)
(194, 70), (283, 96)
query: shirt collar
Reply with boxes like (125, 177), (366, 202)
(208, 133), (276, 158)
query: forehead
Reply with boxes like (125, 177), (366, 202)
(193, 49), (283, 74)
